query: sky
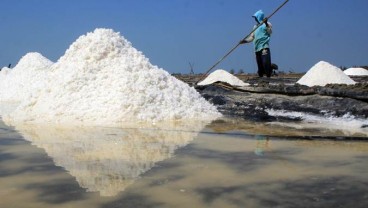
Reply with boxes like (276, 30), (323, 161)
(0, 0), (367, 74)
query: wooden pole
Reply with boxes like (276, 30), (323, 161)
(196, 0), (290, 85)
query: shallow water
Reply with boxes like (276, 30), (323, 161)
(0, 118), (368, 208)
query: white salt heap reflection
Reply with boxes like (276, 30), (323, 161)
(0, 52), (53, 102)
(198, 69), (249, 87)
(344, 67), (368, 76)
(10, 122), (205, 196)
(4, 28), (220, 126)
(297, 61), (356, 87)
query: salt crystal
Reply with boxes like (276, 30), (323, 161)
(297, 61), (356, 87)
(198, 69), (249, 86)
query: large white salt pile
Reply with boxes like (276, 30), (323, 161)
(5, 28), (220, 126)
(344, 67), (368, 76)
(0, 52), (53, 102)
(198, 69), (249, 86)
(297, 61), (356, 87)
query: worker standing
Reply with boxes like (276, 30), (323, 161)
(240, 10), (273, 78)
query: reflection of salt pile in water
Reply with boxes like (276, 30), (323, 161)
(0, 52), (53, 102)
(198, 69), (249, 86)
(344, 67), (368, 76)
(5, 29), (220, 126)
(297, 61), (356, 87)
(13, 123), (203, 196)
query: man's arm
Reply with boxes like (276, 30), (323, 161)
(239, 26), (256, 44)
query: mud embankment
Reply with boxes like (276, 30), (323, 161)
(175, 75), (368, 122)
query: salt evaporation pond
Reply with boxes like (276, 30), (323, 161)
(1, 118), (368, 208)
(0, 29), (367, 208)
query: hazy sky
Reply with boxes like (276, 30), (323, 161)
(1, 0), (367, 74)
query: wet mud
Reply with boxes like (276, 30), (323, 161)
(175, 74), (368, 122)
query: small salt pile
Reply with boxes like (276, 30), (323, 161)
(0, 67), (11, 76)
(198, 69), (249, 86)
(297, 61), (356, 87)
(344, 67), (368, 76)
(5, 28), (220, 126)
(0, 52), (53, 102)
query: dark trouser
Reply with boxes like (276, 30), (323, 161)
(255, 48), (272, 77)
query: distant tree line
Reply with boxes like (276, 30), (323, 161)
(229, 69), (245, 74)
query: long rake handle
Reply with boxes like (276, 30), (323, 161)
(196, 0), (290, 84)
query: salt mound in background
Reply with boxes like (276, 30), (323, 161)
(198, 69), (249, 87)
(0, 52), (53, 102)
(344, 67), (368, 76)
(6, 28), (220, 126)
(297, 61), (356, 87)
